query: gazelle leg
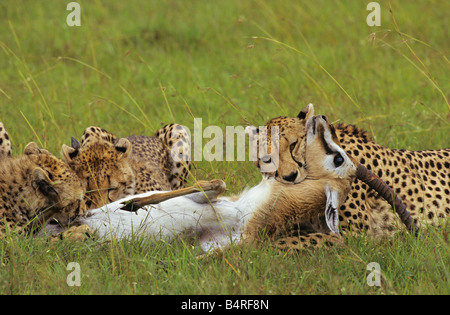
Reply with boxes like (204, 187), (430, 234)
(120, 179), (226, 212)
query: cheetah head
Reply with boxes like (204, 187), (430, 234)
(246, 104), (314, 184)
(61, 131), (136, 209)
(23, 142), (87, 227)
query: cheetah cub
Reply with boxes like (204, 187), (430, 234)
(0, 123), (86, 236)
(61, 123), (191, 209)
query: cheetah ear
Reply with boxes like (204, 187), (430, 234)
(61, 144), (79, 162)
(24, 142), (52, 156)
(245, 126), (260, 167)
(31, 168), (60, 203)
(245, 125), (260, 142)
(297, 103), (314, 120)
(114, 138), (132, 159)
(24, 142), (41, 155)
(245, 125), (259, 134)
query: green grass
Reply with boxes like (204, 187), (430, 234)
(1, 225), (449, 294)
(0, 0), (448, 294)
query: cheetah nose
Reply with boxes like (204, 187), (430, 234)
(282, 171), (298, 182)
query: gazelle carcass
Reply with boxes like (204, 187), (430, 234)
(72, 115), (416, 251)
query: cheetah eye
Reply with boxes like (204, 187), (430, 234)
(289, 141), (298, 152)
(333, 153), (344, 167)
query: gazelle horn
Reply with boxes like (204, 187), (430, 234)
(355, 163), (419, 236)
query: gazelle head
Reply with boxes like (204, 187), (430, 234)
(305, 114), (357, 181)
(303, 114), (357, 233)
(303, 114), (416, 234)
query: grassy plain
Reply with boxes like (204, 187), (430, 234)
(0, 0), (448, 294)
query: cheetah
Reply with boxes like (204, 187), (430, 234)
(0, 123), (86, 236)
(61, 123), (191, 208)
(249, 104), (448, 248)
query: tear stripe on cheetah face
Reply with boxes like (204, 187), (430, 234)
(254, 108), (449, 236)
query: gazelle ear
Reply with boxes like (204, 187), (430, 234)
(297, 103), (314, 120)
(324, 185), (340, 235)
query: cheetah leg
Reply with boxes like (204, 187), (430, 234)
(120, 179), (226, 212)
(50, 224), (94, 242)
(155, 123), (192, 190)
(0, 122), (12, 159)
(274, 233), (344, 253)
